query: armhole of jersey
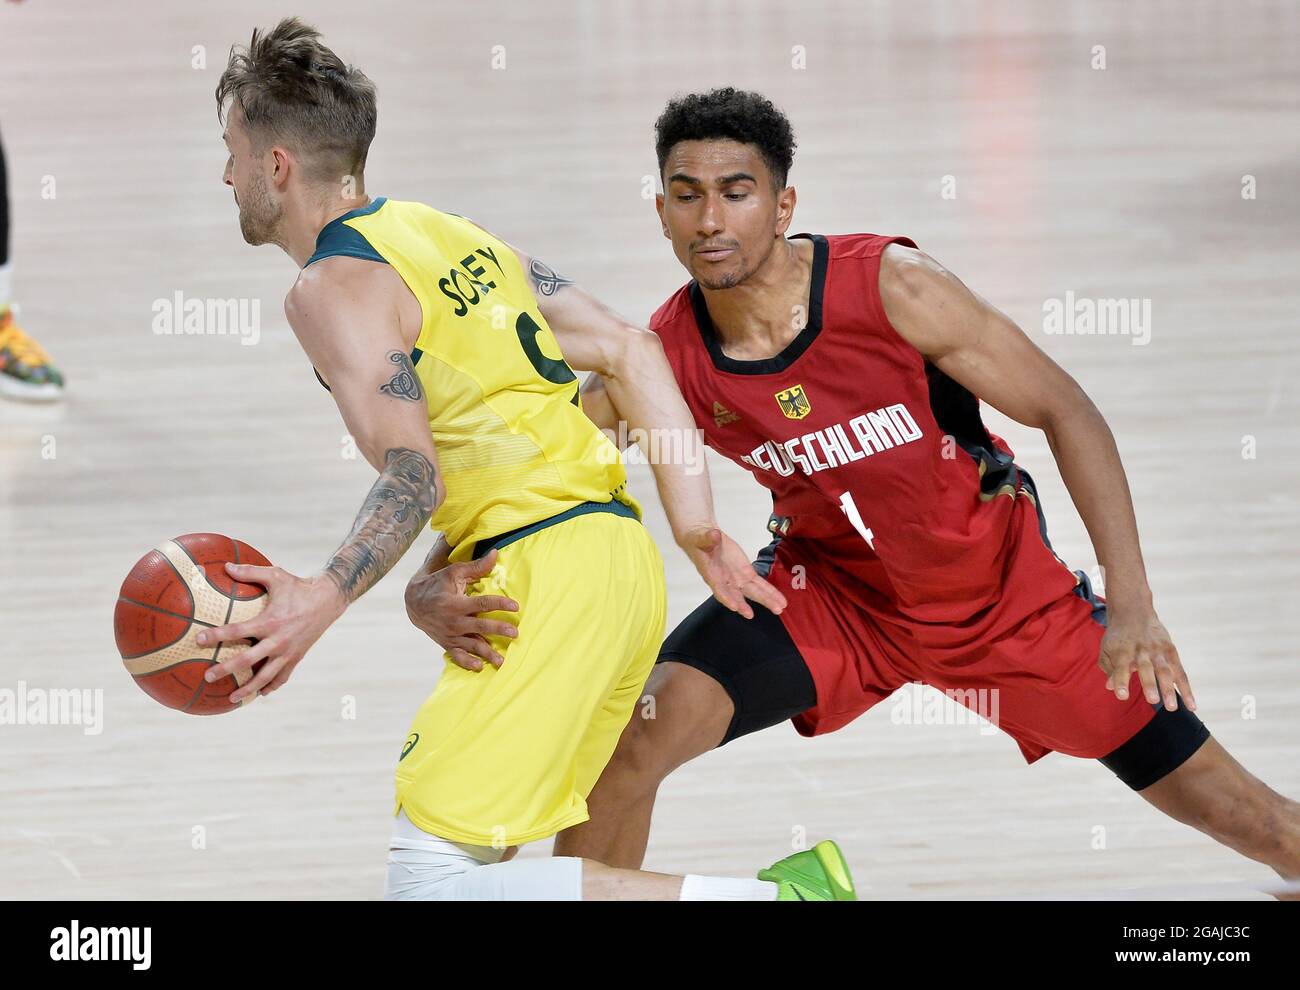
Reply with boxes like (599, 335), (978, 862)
(304, 213), (427, 393)
(304, 223), (385, 394)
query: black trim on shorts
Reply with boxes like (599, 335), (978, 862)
(1098, 692), (1211, 791)
(657, 539), (818, 746)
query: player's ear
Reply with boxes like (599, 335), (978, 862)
(654, 192), (669, 238)
(270, 146), (292, 188)
(775, 184), (797, 235)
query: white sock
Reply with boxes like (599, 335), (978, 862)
(0, 261), (11, 312)
(680, 874), (779, 901)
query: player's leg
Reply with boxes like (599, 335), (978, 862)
(1067, 570), (1300, 889)
(930, 567), (1300, 892)
(1124, 733), (1300, 891)
(387, 512), (851, 900)
(554, 659), (735, 866)
(387, 804), (850, 900)
(554, 517), (849, 899)
(0, 125), (64, 401)
(557, 539), (899, 870)
(385, 807), (696, 900)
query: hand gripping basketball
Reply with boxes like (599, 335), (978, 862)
(195, 561), (348, 703)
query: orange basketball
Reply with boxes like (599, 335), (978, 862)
(114, 533), (271, 715)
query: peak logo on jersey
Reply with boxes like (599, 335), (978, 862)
(713, 401), (740, 426)
(775, 384), (812, 420)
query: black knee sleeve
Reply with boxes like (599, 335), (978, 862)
(1098, 693), (1211, 790)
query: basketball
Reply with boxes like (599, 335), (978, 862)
(114, 533), (271, 715)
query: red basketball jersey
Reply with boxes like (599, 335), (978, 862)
(651, 233), (1081, 646)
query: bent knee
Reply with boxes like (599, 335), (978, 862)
(605, 709), (673, 788)
(603, 664), (734, 786)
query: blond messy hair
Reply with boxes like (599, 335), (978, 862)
(216, 16), (377, 185)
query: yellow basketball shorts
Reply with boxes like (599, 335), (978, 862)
(394, 503), (667, 846)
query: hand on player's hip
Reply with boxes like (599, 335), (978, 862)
(405, 548), (520, 671)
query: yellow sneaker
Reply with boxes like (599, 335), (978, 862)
(0, 306), (65, 401)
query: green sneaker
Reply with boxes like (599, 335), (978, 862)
(758, 839), (857, 901)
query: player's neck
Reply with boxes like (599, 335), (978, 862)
(699, 236), (813, 360)
(280, 191), (373, 269)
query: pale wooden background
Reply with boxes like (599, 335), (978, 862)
(1, 0), (1296, 899)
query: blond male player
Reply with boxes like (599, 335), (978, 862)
(197, 18), (854, 901)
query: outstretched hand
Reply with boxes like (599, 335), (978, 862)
(679, 526), (787, 620)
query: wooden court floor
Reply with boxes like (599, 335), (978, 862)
(0, 1), (1296, 898)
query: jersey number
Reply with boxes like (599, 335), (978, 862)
(838, 491), (875, 550)
(515, 312), (579, 406)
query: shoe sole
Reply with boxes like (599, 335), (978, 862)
(0, 376), (64, 402)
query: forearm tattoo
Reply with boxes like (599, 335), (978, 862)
(528, 258), (574, 297)
(324, 447), (437, 603)
(378, 350), (424, 401)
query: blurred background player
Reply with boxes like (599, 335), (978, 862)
(0, 0), (64, 401)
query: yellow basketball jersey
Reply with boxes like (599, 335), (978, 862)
(305, 197), (635, 558)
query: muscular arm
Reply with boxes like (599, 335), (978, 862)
(880, 244), (1193, 710)
(878, 245), (1149, 608)
(322, 445), (438, 601)
(199, 258), (444, 701)
(577, 371), (626, 445)
(512, 247), (716, 548)
(288, 261), (444, 602)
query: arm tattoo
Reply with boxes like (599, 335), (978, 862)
(528, 258), (574, 298)
(324, 447), (437, 603)
(379, 350), (424, 401)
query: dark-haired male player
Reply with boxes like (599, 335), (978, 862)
(408, 87), (1300, 888)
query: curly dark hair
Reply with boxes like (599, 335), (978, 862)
(654, 87), (796, 188)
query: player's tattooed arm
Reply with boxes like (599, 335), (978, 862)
(323, 447), (438, 603)
(527, 258), (574, 298)
(197, 445), (438, 702)
(198, 262), (447, 704)
(378, 350), (424, 401)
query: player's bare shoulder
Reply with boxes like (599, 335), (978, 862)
(285, 255), (417, 345)
(878, 243), (972, 357)
(879, 243), (951, 308)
